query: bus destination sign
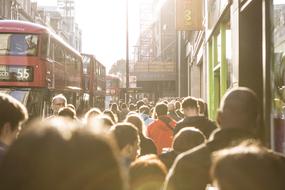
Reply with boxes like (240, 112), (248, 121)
(0, 65), (34, 82)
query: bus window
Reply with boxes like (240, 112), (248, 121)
(54, 43), (65, 63)
(0, 33), (38, 56)
(40, 34), (49, 58)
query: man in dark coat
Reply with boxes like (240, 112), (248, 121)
(164, 87), (259, 190)
(174, 96), (216, 138)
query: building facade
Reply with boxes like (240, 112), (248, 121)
(0, 0), (82, 52)
(133, 0), (177, 101)
(180, 0), (285, 153)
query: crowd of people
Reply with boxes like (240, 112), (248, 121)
(0, 87), (285, 190)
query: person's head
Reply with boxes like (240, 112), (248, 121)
(111, 103), (119, 113)
(125, 114), (143, 134)
(210, 141), (285, 190)
(129, 154), (167, 190)
(217, 87), (258, 130)
(67, 104), (76, 111)
(129, 103), (136, 111)
(110, 122), (140, 161)
(103, 110), (116, 123)
(197, 98), (206, 116)
(142, 98), (149, 105)
(167, 101), (176, 112)
(120, 103), (128, 110)
(172, 127), (206, 154)
(139, 105), (150, 115)
(58, 107), (76, 120)
(154, 103), (168, 117)
(85, 107), (102, 123)
(51, 94), (67, 115)
(182, 97), (199, 117)
(0, 118), (126, 190)
(136, 100), (145, 111)
(88, 115), (114, 131)
(175, 101), (181, 110)
(0, 93), (28, 145)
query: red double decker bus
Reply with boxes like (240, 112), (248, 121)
(0, 20), (83, 118)
(81, 53), (106, 110)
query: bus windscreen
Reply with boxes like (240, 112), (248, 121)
(0, 33), (38, 56)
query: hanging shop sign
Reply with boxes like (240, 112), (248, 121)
(175, 0), (203, 31)
(207, 0), (230, 30)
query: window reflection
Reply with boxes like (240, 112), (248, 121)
(0, 34), (38, 56)
(272, 1), (285, 153)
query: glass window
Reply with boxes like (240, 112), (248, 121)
(82, 55), (91, 75)
(272, 0), (285, 153)
(0, 33), (38, 56)
(40, 34), (49, 58)
(54, 43), (64, 63)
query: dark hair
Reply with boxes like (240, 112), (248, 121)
(154, 103), (168, 117)
(181, 97), (198, 110)
(125, 114), (143, 133)
(67, 104), (76, 111)
(129, 103), (136, 111)
(58, 107), (76, 119)
(111, 103), (119, 113)
(121, 103), (127, 109)
(175, 101), (181, 110)
(0, 118), (126, 190)
(136, 100), (145, 110)
(211, 141), (285, 190)
(87, 115), (114, 131)
(139, 105), (150, 115)
(85, 107), (102, 122)
(103, 110), (116, 123)
(0, 93), (28, 130)
(173, 127), (206, 153)
(110, 122), (139, 150)
(129, 154), (167, 190)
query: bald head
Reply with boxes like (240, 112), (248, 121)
(218, 87), (258, 130)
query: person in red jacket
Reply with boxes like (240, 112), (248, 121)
(147, 102), (176, 154)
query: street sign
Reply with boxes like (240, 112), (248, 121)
(175, 0), (203, 31)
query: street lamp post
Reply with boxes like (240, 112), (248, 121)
(126, 0), (129, 104)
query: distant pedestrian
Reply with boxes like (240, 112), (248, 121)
(164, 87), (260, 190)
(84, 107), (102, 124)
(48, 94), (67, 119)
(0, 93), (28, 162)
(139, 105), (154, 128)
(111, 103), (121, 122)
(103, 110), (117, 123)
(118, 103), (129, 122)
(58, 107), (77, 120)
(110, 123), (140, 167)
(174, 96), (216, 138)
(125, 114), (157, 156)
(147, 103), (176, 154)
(168, 101), (181, 122)
(175, 101), (184, 118)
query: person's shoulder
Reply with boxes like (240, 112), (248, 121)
(176, 143), (210, 165)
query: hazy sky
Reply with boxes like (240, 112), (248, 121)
(36, 0), (142, 71)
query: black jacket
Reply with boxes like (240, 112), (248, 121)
(139, 133), (157, 156)
(174, 116), (217, 138)
(164, 128), (257, 190)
